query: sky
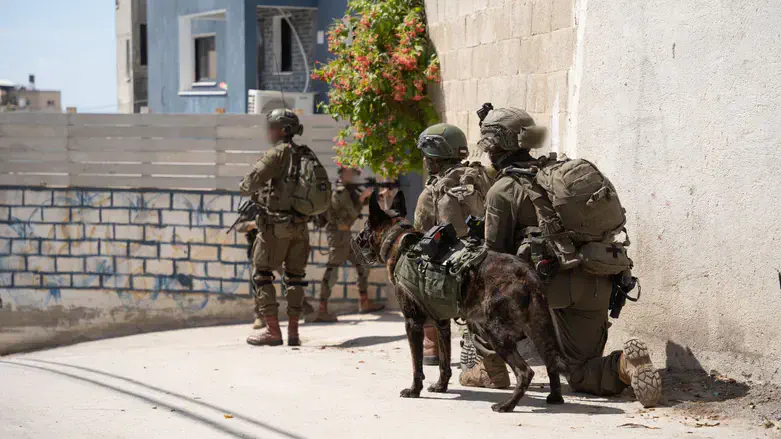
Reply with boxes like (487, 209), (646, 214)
(0, 0), (117, 112)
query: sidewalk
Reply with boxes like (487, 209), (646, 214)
(0, 313), (772, 438)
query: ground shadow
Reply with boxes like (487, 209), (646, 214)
(3, 359), (305, 439)
(422, 388), (625, 415)
(333, 334), (407, 348)
(662, 341), (750, 406)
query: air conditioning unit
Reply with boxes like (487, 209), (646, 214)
(247, 90), (315, 115)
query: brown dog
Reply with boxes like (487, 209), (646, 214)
(353, 191), (569, 412)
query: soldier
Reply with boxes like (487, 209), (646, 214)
(236, 220), (313, 330)
(475, 106), (662, 406)
(308, 165), (383, 322)
(413, 123), (493, 367)
(240, 109), (312, 347)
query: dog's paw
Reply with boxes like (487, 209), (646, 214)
(427, 383), (448, 393)
(546, 393), (564, 405)
(491, 402), (515, 413)
(399, 388), (421, 398)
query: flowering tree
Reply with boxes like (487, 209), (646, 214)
(311, 0), (440, 177)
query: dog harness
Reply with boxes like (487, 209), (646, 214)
(394, 235), (488, 321)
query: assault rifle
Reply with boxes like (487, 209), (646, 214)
(226, 199), (265, 234)
(344, 177), (402, 191)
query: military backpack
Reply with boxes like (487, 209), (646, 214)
(505, 157), (631, 277)
(290, 146), (332, 217)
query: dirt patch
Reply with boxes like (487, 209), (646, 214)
(665, 369), (781, 432)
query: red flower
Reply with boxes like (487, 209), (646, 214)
(388, 136), (397, 145)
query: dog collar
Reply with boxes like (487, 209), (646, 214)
(379, 221), (414, 263)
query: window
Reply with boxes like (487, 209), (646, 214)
(46, 100), (55, 107)
(273, 16), (293, 73)
(194, 35), (216, 82)
(139, 24), (148, 66)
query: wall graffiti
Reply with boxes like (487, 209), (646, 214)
(0, 186), (388, 314)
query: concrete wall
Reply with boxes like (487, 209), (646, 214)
(0, 186), (390, 354)
(116, 0), (148, 113)
(425, 0), (575, 153)
(428, 0), (781, 383)
(571, 0), (781, 383)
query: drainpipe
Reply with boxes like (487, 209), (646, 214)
(276, 8), (310, 93)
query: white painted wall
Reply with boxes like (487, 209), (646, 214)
(429, 0), (781, 383)
(573, 0), (781, 382)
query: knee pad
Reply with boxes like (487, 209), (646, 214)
(284, 272), (309, 287)
(253, 270), (275, 287)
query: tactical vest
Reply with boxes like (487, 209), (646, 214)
(394, 237), (487, 320)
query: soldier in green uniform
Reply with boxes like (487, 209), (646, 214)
(240, 109), (312, 347)
(308, 166), (383, 322)
(475, 106), (662, 406)
(413, 123), (494, 369)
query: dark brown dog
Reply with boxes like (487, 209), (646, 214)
(354, 191), (568, 412)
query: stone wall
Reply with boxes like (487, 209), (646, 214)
(425, 0), (575, 153)
(257, 9), (317, 93)
(426, 0), (781, 384)
(0, 186), (389, 354)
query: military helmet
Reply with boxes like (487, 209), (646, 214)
(417, 123), (469, 159)
(267, 108), (304, 137)
(477, 107), (546, 151)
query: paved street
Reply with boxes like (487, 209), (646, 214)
(0, 313), (770, 439)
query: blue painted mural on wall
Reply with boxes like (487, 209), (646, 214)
(0, 186), (386, 313)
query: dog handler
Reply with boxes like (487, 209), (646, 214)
(413, 123), (493, 368)
(475, 106), (663, 407)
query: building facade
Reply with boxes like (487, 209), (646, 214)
(116, 0), (149, 113)
(146, 0), (347, 114)
(426, 0), (781, 384)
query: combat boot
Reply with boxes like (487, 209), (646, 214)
(252, 316), (266, 330)
(306, 300), (338, 323)
(423, 324), (440, 366)
(359, 292), (385, 313)
(246, 315), (283, 346)
(288, 315), (301, 346)
(459, 354), (511, 389)
(619, 338), (663, 407)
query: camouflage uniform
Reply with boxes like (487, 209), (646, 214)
(323, 182), (368, 298)
(480, 106), (661, 406)
(414, 123), (493, 368)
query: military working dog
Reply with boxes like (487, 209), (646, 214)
(353, 191), (569, 412)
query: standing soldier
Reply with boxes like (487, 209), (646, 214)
(475, 106), (662, 406)
(308, 165), (382, 322)
(240, 109), (313, 347)
(413, 123), (493, 367)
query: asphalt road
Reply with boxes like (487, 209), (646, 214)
(0, 313), (769, 438)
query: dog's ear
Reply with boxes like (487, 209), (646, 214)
(368, 190), (390, 226)
(389, 190), (407, 218)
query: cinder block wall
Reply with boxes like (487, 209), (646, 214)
(0, 186), (388, 353)
(425, 0), (575, 153)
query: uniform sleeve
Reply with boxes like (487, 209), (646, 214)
(336, 187), (360, 220)
(484, 181), (517, 254)
(239, 148), (282, 196)
(438, 191), (468, 237)
(413, 187), (435, 232)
